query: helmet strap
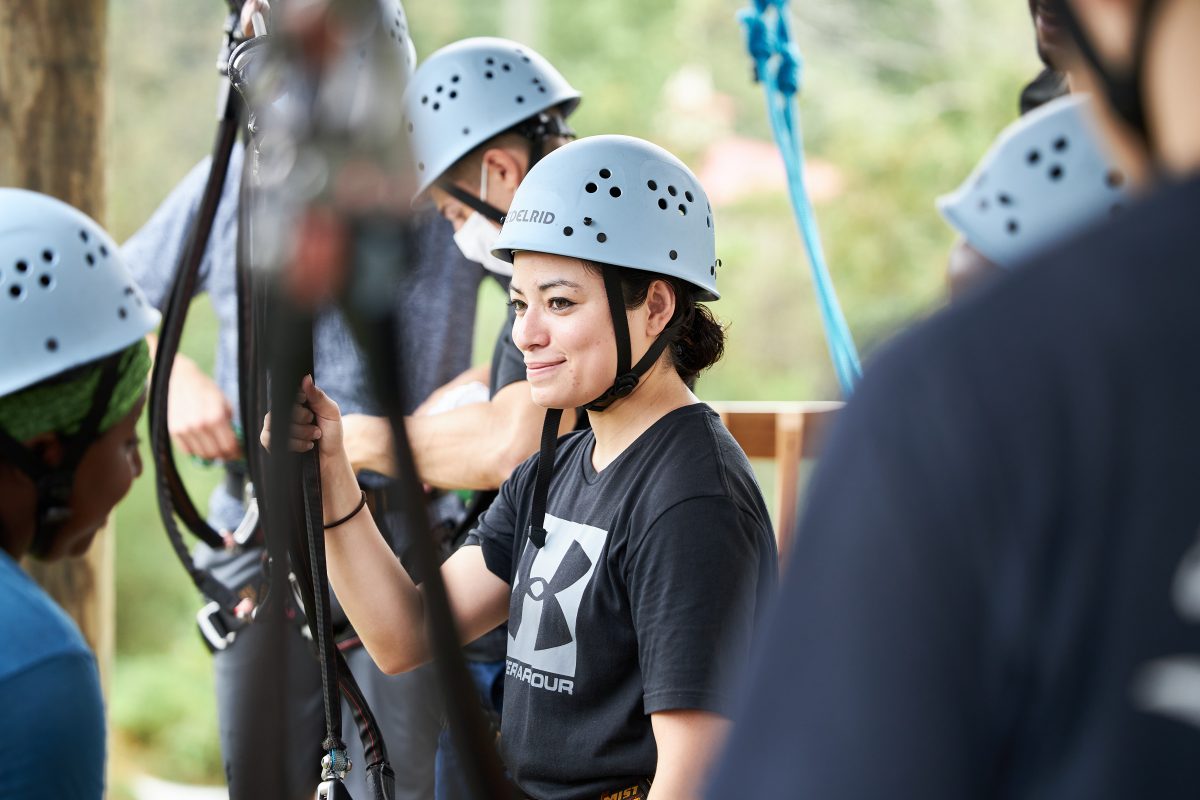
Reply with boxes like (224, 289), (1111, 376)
(0, 354), (122, 558)
(439, 182), (507, 225)
(585, 268), (684, 413)
(1054, 0), (1163, 152)
(527, 407), (564, 549)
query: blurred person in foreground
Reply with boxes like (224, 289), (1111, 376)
(0, 189), (159, 799)
(708, 0), (1200, 797)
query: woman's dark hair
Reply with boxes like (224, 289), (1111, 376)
(584, 261), (726, 385)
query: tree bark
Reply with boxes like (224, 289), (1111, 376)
(0, 0), (114, 696)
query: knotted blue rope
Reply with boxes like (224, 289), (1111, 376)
(739, 1), (862, 395)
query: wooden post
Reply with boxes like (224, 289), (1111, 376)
(0, 0), (114, 695)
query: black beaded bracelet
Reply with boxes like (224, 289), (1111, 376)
(324, 490), (367, 529)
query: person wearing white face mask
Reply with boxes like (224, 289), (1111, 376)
(341, 37), (582, 492)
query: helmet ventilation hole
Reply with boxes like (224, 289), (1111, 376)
(585, 183), (597, 193)
(451, 74), (460, 83)
(41, 249), (54, 263)
(485, 71), (494, 80)
(1053, 136), (1069, 152)
(433, 102), (441, 111)
(599, 168), (611, 179)
(436, 85), (444, 94)
(516, 96), (525, 104)
(38, 274), (52, 288)
(609, 187), (621, 198)
(45, 338), (58, 352)
(685, 190), (694, 202)
(678, 204), (687, 216)
(667, 185), (677, 197)
(502, 63), (512, 72)
(86, 253), (96, 266)
(669, 250), (678, 261)
(15, 260), (28, 273)
(596, 232), (607, 243)
(1007, 219), (1020, 234)
(1049, 165), (1064, 181)
(1027, 149), (1041, 165)
(9, 285), (21, 299)
(79, 230), (89, 243)
(657, 198), (668, 210)
(118, 307), (128, 319)
(647, 180), (657, 191)
(486, 57), (495, 65)
(563, 226), (574, 236)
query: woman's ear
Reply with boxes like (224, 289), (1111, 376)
(643, 279), (678, 337)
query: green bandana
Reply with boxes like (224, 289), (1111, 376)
(0, 339), (152, 443)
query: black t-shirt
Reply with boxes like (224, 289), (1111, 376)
(468, 403), (777, 800)
(709, 176), (1200, 799)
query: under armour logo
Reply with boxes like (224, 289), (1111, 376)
(511, 539), (592, 651)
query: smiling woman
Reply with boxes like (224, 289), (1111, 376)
(275, 135), (778, 800)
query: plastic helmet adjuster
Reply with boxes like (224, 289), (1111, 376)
(612, 374), (639, 399)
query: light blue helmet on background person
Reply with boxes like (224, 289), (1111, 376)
(0, 189), (159, 396)
(937, 94), (1129, 269)
(403, 36), (581, 201)
(494, 134), (720, 410)
(0, 188), (159, 556)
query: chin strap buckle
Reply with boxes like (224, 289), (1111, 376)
(528, 525), (549, 548)
(612, 373), (639, 398)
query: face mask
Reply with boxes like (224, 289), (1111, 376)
(451, 160), (513, 277)
(453, 211), (512, 277)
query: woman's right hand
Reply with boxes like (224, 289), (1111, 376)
(260, 375), (345, 462)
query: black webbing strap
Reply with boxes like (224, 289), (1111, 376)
(147, 80), (244, 610)
(438, 183), (506, 225)
(584, 267), (684, 412)
(527, 407), (564, 548)
(1052, 0), (1162, 146)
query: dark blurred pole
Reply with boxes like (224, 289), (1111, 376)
(0, 0), (116, 697)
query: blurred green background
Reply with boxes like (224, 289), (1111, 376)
(106, 0), (1040, 790)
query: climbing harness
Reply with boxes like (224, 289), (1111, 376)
(738, 0), (861, 395)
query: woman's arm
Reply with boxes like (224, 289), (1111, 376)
(264, 376), (510, 674)
(648, 709), (730, 800)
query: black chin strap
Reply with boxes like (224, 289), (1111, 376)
(526, 267), (683, 549)
(436, 112), (577, 228)
(0, 353), (123, 558)
(1054, 0), (1163, 149)
(439, 183), (506, 225)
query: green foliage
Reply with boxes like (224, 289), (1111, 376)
(105, 0), (1041, 783)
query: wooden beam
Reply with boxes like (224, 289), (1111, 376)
(0, 0), (114, 695)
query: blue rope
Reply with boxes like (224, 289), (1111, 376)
(739, 2), (862, 395)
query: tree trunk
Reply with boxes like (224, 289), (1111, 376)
(0, 0), (114, 696)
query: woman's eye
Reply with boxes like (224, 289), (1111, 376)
(548, 297), (575, 311)
(507, 298), (527, 314)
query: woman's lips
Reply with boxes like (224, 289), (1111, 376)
(526, 359), (565, 379)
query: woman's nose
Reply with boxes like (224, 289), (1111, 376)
(513, 306), (548, 352)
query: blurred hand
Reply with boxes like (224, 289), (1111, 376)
(167, 355), (242, 462)
(239, 0), (270, 38)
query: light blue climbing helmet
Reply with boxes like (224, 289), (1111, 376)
(937, 94), (1129, 268)
(402, 37), (581, 200)
(0, 188), (160, 396)
(493, 134), (719, 303)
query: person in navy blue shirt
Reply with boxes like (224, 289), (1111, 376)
(709, 1), (1200, 798)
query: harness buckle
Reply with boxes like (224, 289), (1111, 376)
(196, 600), (238, 652)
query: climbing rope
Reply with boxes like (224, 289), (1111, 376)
(739, 0), (862, 395)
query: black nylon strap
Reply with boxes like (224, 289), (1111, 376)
(438, 182), (507, 225)
(1053, 0), (1162, 146)
(527, 407), (564, 549)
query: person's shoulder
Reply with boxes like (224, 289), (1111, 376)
(0, 554), (92, 683)
(635, 404), (762, 508)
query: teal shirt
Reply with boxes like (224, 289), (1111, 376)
(0, 550), (105, 799)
